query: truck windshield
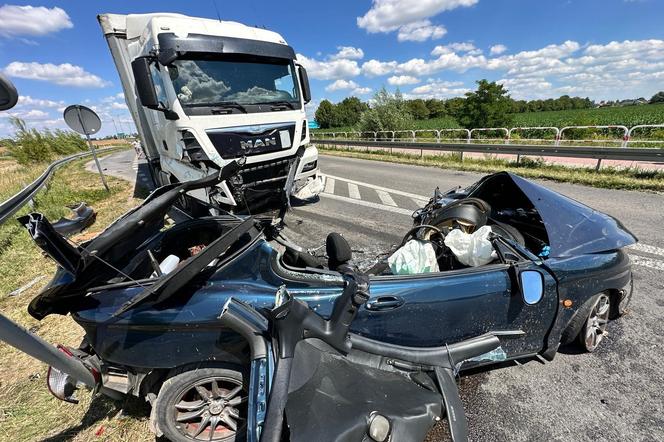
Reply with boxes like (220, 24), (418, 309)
(169, 56), (300, 111)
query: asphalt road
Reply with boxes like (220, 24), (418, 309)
(91, 151), (664, 442)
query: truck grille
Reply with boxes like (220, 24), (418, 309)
(207, 123), (297, 159)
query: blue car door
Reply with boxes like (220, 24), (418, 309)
(351, 261), (558, 358)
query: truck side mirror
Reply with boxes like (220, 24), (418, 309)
(0, 73), (18, 111)
(131, 57), (160, 109)
(297, 65), (311, 104)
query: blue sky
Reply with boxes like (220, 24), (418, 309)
(1, 0), (663, 137)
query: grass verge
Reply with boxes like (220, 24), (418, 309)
(0, 151), (151, 442)
(319, 147), (664, 192)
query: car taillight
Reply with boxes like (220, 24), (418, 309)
(46, 345), (85, 404)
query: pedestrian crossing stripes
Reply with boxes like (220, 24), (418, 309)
(376, 189), (397, 206)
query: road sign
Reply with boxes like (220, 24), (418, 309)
(63, 105), (109, 191)
(63, 105), (102, 136)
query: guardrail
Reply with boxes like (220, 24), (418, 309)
(315, 124), (664, 146)
(0, 146), (121, 225)
(313, 138), (664, 171)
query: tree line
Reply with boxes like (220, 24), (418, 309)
(315, 81), (664, 130)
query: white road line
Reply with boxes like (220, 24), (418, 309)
(324, 177), (335, 194)
(630, 255), (664, 271)
(348, 183), (361, 200)
(411, 196), (429, 206)
(322, 173), (429, 200)
(376, 189), (397, 206)
(321, 193), (413, 216)
(629, 243), (664, 258)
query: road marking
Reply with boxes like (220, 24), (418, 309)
(376, 189), (397, 206)
(630, 255), (664, 271)
(321, 192), (413, 216)
(411, 196), (429, 206)
(322, 173), (429, 200)
(629, 243), (664, 258)
(324, 177), (335, 194)
(348, 183), (361, 199)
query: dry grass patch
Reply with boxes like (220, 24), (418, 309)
(0, 153), (154, 442)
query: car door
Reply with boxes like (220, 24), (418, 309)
(351, 258), (558, 359)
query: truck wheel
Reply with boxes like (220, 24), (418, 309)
(154, 367), (247, 442)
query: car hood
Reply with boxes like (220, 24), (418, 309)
(471, 172), (637, 258)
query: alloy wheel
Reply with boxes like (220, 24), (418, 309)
(582, 293), (610, 352)
(172, 376), (247, 441)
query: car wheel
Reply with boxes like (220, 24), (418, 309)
(154, 367), (247, 442)
(579, 293), (611, 352)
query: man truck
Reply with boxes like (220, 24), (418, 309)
(98, 13), (321, 213)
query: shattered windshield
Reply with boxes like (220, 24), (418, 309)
(169, 55), (300, 111)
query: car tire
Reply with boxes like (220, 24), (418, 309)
(578, 293), (611, 352)
(153, 366), (247, 442)
(560, 293), (611, 352)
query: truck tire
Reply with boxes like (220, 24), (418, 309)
(153, 366), (247, 442)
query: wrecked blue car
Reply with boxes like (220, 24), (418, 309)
(19, 168), (635, 442)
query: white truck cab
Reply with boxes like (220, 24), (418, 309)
(98, 13), (320, 213)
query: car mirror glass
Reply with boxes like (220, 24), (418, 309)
(520, 270), (543, 305)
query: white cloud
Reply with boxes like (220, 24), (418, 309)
(396, 52), (487, 76)
(397, 20), (446, 42)
(387, 75), (420, 86)
(352, 87), (372, 95)
(489, 44), (507, 55)
(4, 62), (111, 88)
(8, 109), (50, 120)
(361, 59), (398, 77)
(16, 95), (65, 109)
(330, 46), (365, 60)
(431, 42), (479, 56)
(357, 0), (479, 33)
(326, 79), (360, 91)
(0, 5), (73, 38)
(297, 54), (360, 80)
(407, 80), (470, 99)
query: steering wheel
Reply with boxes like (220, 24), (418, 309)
(400, 224), (445, 247)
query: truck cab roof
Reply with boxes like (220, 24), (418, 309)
(99, 12), (289, 46)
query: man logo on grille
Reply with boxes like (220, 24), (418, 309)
(240, 137), (277, 150)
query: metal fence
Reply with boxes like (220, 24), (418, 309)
(313, 124), (664, 170)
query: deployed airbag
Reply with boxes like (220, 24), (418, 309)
(444, 225), (496, 267)
(388, 239), (439, 275)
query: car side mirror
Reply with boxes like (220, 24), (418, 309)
(297, 65), (311, 104)
(0, 73), (19, 111)
(520, 270), (544, 305)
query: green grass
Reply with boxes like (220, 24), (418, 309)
(319, 146), (664, 192)
(0, 151), (151, 442)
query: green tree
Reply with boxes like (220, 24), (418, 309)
(650, 91), (664, 104)
(335, 96), (368, 126)
(315, 100), (336, 128)
(424, 99), (446, 118)
(406, 99), (430, 120)
(358, 87), (414, 133)
(458, 80), (514, 129)
(444, 97), (465, 120)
